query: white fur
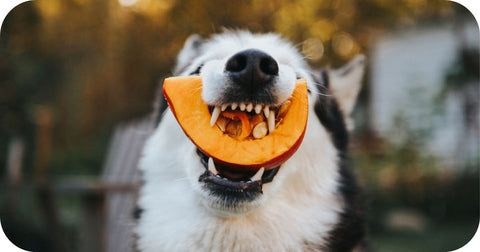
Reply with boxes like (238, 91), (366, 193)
(329, 55), (366, 131)
(136, 31), (364, 251)
(137, 109), (342, 251)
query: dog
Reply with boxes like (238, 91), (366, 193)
(136, 30), (367, 252)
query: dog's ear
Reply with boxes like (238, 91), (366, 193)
(173, 34), (204, 75)
(328, 55), (366, 130)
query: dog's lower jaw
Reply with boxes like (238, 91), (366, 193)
(199, 193), (268, 217)
(196, 170), (269, 217)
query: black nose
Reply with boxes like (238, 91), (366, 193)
(225, 49), (279, 93)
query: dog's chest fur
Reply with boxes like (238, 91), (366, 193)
(137, 110), (344, 251)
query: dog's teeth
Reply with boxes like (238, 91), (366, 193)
(255, 104), (263, 114)
(251, 167), (264, 181)
(263, 105), (270, 118)
(231, 103), (238, 110)
(208, 157), (219, 175)
(246, 103), (253, 112)
(221, 104), (228, 111)
(210, 106), (221, 126)
(268, 111), (276, 133)
(240, 103), (246, 111)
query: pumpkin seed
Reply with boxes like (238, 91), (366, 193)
(215, 116), (229, 132)
(225, 120), (242, 138)
(252, 122), (268, 139)
(277, 100), (291, 118)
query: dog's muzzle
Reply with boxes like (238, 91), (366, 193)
(221, 49), (279, 105)
(196, 49), (283, 203)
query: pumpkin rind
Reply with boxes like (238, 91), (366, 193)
(163, 76), (308, 171)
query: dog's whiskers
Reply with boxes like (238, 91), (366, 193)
(172, 176), (190, 182)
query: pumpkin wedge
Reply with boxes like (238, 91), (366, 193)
(163, 76), (308, 171)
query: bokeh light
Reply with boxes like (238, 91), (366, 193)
(302, 38), (324, 62)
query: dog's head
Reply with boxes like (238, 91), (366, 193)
(152, 30), (365, 217)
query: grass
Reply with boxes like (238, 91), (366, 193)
(370, 220), (478, 252)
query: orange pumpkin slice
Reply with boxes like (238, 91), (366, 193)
(163, 76), (308, 171)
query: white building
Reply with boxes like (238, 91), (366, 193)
(369, 19), (479, 170)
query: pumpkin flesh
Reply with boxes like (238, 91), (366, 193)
(163, 76), (308, 172)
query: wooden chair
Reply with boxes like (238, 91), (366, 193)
(100, 116), (154, 252)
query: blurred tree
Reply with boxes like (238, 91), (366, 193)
(0, 0), (463, 176)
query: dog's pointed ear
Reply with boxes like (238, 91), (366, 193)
(174, 34), (204, 75)
(328, 55), (366, 130)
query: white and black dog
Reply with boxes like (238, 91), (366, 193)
(136, 30), (367, 252)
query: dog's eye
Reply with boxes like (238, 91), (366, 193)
(189, 64), (204, 75)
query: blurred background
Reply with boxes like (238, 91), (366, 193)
(0, 0), (478, 251)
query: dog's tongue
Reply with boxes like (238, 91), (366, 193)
(163, 76), (309, 172)
(218, 167), (254, 180)
(207, 157), (265, 182)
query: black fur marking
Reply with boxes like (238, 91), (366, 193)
(314, 95), (349, 154)
(320, 69), (329, 88)
(154, 81), (168, 127)
(311, 68), (329, 96)
(190, 64), (203, 75)
(199, 171), (263, 203)
(311, 68), (329, 89)
(155, 64), (204, 127)
(326, 159), (367, 251)
(313, 85), (367, 251)
(133, 206), (144, 220)
(191, 38), (203, 49)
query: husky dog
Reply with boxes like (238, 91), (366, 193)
(136, 31), (367, 252)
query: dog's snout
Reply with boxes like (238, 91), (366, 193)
(225, 49), (278, 92)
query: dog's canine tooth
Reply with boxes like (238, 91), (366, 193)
(240, 102), (246, 111)
(208, 157), (219, 175)
(210, 106), (221, 126)
(263, 105), (270, 118)
(221, 104), (229, 111)
(246, 103), (253, 112)
(254, 104), (263, 114)
(251, 167), (264, 181)
(231, 103), (238, 110)
(268, 111), (275, 133)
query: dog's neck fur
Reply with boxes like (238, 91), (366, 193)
(137, 108), (344, 251)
